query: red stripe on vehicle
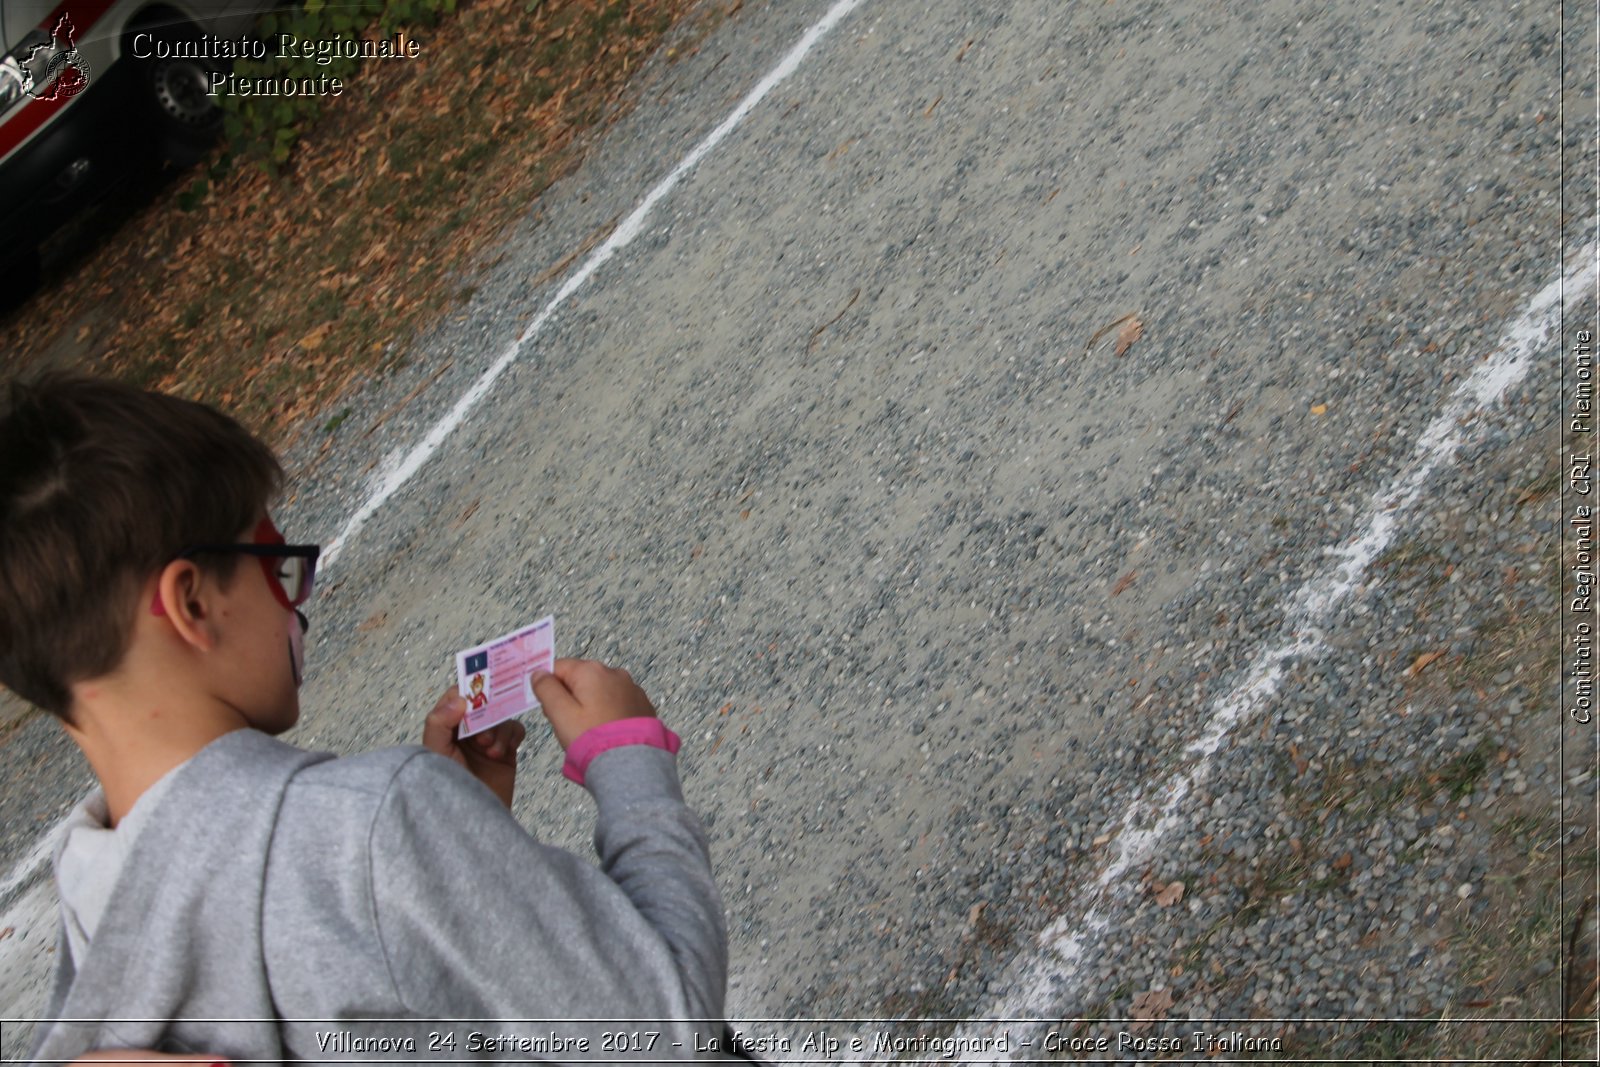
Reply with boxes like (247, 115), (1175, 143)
(0, 0), (123, 163)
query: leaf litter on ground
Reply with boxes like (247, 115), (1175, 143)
(1, 0), (708, 447)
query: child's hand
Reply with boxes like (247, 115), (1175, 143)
(531, 658), (657, 749)
(421, 688), (525, 809)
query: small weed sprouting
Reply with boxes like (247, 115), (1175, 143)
(1434, 739), (1494, 802)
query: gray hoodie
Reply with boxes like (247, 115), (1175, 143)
(29, 729), (734, 1064)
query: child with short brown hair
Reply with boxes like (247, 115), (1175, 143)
(2, 374), (733, 1063)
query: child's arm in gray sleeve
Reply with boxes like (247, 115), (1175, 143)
(584, 744), (728, 1022)
(368, 750), (727, 1051)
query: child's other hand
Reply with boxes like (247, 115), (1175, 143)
(531, 658), (657, 750)
(421, 688), (525, 809)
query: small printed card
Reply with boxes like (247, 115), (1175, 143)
(454, 616), (555, 739)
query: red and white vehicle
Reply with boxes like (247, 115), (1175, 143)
(0, 0), (261, 282)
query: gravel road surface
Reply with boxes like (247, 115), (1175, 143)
(2, 0), (1595, 1060)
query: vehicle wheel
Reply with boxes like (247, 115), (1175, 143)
(133, 29), (225, 153)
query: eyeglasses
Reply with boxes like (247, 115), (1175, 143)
(151, 517), (322, 615)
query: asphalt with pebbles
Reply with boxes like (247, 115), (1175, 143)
(0, 0), (1594, 1059)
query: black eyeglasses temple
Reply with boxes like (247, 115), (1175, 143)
(177, 543), (321, 561)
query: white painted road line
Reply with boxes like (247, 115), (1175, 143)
(323, 0), (871, 570)
(934, 244), (1599, 1059)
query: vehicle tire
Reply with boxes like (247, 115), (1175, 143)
(131, 27), (225, 155)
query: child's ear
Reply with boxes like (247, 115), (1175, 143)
(156, 559), (218, 652)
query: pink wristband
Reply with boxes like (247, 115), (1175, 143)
(561, 717), (681, 786)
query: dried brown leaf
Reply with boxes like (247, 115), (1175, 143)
(1153, 881), (1185, 907)
(1082, 312), (1137, 357)
(1113, 315), (1144, 358)
(1408, 650), (1445, 676)
(358, 239), (390, 267)
(1129, 988), (1174, 1031)
(299, 324), (332, 351)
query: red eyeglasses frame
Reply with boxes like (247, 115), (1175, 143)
(150, 518), (322, 616)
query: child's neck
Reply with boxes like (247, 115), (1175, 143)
(67, 683), (247, 827)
